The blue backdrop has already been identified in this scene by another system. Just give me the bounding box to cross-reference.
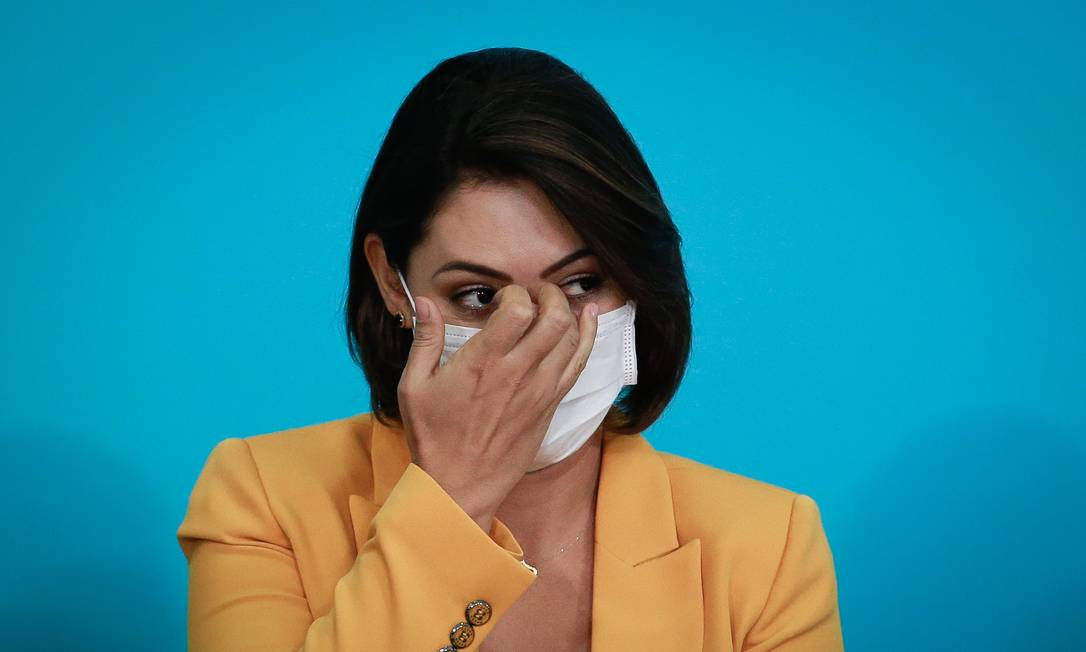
[2,1,1083,650]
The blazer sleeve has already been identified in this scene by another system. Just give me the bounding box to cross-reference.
[176,437,538,651]
[742,494,845,651]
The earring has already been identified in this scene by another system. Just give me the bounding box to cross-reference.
[396,312,405,328]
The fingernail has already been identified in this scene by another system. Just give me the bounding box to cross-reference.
[417,297,430,322]
[588,303,598,318]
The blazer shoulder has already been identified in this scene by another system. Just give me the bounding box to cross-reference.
[235,411,380,502]
[659,449,800,509]
[242,410,376,454]
[656,449,811,555]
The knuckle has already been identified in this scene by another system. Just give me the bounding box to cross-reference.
[397,380,416,402]
[411,329,435,346]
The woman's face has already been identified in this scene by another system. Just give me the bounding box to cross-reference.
[366,177,627,328]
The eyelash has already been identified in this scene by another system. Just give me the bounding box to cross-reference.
[451,274,604,313]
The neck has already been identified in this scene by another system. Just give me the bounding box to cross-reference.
[494,428,604,547]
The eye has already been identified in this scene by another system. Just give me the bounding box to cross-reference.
[563,274,603,298]
[452,286,497,312]
[450,274,603,314]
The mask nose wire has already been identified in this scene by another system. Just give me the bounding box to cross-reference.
[394,267,418,331]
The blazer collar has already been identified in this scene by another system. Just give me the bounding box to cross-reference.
[352,415,704,651]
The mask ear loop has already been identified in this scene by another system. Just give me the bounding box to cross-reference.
[624,299,638,385]
[394,267,418,331]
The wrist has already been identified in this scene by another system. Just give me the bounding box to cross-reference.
[419,464,501,531]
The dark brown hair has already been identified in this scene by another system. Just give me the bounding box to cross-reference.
[345,47,692,434]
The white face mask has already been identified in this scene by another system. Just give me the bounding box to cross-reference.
[395,267,637,471]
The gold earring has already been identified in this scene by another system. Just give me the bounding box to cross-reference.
[396,312,405,328]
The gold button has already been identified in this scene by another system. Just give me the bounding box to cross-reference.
[437,647,457,652]
[465,599,492,626]
[449,621,475,648]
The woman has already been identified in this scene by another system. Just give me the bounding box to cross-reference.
[177,47,844,651]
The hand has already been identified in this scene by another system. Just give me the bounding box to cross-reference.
[397,283,600,533]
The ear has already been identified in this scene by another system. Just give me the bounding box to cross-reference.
[362,233,412,319]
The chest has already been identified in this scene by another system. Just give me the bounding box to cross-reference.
[479,544,595,651]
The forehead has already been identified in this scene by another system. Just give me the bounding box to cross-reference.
[415,178,587,274]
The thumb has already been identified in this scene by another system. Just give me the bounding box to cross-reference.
[402,295,444,382]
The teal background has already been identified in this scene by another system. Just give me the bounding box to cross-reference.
[2,1,1083,650]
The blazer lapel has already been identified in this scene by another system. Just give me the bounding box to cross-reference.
[347,417,704,650]
[591,430,704,650]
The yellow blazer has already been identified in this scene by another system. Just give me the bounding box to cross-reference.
[177,412,844,651]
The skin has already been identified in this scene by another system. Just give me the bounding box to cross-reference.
[363,177,628,650]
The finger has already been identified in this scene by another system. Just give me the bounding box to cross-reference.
[460,284,536,358]
[554,301,599,394]
[401,295,445,387]
[508,283,575,369]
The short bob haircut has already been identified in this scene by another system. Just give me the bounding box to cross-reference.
[345,47,692,435]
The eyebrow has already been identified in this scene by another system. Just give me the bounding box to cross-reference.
[431,247,594,282]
